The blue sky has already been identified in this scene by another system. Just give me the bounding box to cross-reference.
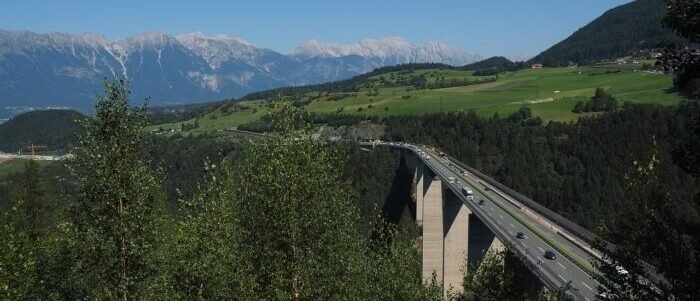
[0,0,632,58]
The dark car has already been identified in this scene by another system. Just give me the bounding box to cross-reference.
[516,232,525,239]
[478,199,485,205]
[544,250,557,260]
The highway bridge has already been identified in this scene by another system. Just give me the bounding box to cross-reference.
[361,141,604,301]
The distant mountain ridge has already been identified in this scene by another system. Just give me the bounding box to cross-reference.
[530,0,691,66]
[0,30,479,111]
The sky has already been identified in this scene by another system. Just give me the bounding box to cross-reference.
[0,0,633,58]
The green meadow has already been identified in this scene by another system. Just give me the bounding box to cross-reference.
[150,66,684,134]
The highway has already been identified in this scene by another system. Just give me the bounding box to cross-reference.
[368,142,602,301]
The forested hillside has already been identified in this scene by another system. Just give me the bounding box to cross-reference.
[383,102,700,232]
[531,0,690,66]
[0,110,82,153]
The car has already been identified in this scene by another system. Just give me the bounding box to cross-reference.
[433,175,439,181]
[516,232,525,239]
[544,250,557,260]
[478,199,485,205]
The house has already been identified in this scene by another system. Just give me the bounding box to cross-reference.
[531,63,543,69]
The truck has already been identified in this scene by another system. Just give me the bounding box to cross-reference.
[462,186,474,200]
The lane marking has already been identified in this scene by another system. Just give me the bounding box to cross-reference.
[509,223,515,228]
[557,262,566,270]
[537,246,545,252]
[487,212,492,216]
[499,214,504,219]
[585,297,591,301]
[582,282,593,291]
[507,230,513,235]
[490,207,494,211]
[557,274,566,282]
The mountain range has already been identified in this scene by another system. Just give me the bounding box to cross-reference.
[0,30,479,111]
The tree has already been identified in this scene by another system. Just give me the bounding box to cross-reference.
[14,160,51,241]
[231,102,370,299]
[231,101,439,299]
[595,138,700,300]
[66,79,165,299]
[164,161,254,299]
[663,0,700,43]
[659,0,700,97]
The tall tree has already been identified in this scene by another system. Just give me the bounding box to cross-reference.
[67,79,165,299]
[164,160,254,299]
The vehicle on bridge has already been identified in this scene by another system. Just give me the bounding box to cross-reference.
[461,186,474,200]
[544,250,557,260]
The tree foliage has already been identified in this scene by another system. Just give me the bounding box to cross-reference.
[66,79,166,299]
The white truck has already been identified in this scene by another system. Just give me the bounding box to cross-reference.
[462,186,474,200]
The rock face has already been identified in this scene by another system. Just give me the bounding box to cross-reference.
[0,30,479,110]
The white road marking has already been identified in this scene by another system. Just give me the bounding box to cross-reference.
[585,297,591,301]
[582,282,593,291]
[497,221,502,225]
[487,212,491,216]
[537,246,545,252]
[507,230,513,235]
[499,214,504,219]
[557,262,566,270]
[557,274,566,282]
[509,223,515,228]
[490,207,494,211]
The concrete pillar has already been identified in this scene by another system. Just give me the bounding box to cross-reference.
[467,214,505,274]
[415,163,424,226]
[422,174,444,284]
[487,236,505,255]
[404,152,424,225]
[443,188,470,294]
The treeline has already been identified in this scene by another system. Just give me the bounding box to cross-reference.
[148,100,227,125]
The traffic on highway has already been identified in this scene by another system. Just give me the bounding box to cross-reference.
[369,141,603,301]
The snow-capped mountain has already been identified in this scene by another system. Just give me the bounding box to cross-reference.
[291,37,480,66]
[0,29,480,111]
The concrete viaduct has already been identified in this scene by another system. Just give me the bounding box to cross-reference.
[362,141,604,301]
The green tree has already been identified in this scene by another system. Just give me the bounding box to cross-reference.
[0,196,40,299]
[164,160,254,299]
[66,79,165,299]
[231,102,369,299]
[15,160,53,240]
[663,0,700,42]
[595,138,700,300]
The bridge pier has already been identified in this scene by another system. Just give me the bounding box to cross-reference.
[422,171,444,284]
[443,188,470,294]
[406,151,504,296]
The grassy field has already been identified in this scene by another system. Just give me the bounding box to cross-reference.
[150,65,685,134]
